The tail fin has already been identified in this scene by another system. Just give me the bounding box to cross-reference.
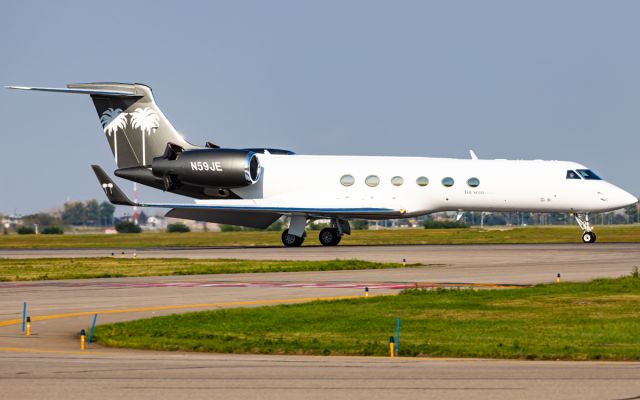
[8,82,195,168]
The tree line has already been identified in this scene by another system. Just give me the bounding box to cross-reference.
[61,200,116,226]
[19,200,117,228]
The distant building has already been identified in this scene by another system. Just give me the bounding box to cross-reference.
[143,216,167,231]
[2,214,23,228]
[119,214,136,224]
[165,217,220,232]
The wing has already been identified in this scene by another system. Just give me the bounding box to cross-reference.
[92,165,406,222]
[165,208,281,229]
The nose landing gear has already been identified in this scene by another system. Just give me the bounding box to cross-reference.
[581,231,597,244]
[575,213,597,243]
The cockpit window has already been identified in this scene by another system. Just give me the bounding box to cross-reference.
[566,170,581,179]
[576,169,602,180]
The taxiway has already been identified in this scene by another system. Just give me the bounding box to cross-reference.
[1,243,639,399]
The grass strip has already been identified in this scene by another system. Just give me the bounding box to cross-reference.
[0,258,418,281]
[95,276,640,360]
[0,226,639,249]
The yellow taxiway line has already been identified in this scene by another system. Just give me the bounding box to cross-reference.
[0,347,104,355]
[0,295,364,328]
[0,282,517,328]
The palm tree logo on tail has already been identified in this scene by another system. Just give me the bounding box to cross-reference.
[100,108,127,164]
[131,107,160,166]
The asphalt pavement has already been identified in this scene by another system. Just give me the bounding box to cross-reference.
[1,243,639,399]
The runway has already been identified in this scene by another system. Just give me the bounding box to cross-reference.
[3,351,640,400]
[1,243,639,399]
[2,243,639,284]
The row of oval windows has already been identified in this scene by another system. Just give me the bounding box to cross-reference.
[340,175,480,188]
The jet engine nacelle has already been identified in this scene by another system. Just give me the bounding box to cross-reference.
[151,148,261,190]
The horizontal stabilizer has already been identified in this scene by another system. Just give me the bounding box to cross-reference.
[91,165,135,206]
[7,82,198,169]
[6,85,142,97]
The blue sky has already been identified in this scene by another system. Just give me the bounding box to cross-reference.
[1,0,639,215]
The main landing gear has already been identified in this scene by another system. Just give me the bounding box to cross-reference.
[281,217,351,247]
[319,219,350,247]
[575,213,597,243]
[319,227,341,246]
[281,215,307,247]
[281,229,305,247]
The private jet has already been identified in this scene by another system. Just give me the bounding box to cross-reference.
[8,83,637,246]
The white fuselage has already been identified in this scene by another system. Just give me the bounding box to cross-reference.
[222,155,637,217]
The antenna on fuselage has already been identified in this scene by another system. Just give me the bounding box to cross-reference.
[469,150,479,160]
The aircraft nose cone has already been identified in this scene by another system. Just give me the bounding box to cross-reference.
[615,188,638,208]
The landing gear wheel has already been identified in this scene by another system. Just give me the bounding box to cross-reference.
[282,229,304,247]
[319,228,341,246]
[582,232,597,244]
[575,214,596,244]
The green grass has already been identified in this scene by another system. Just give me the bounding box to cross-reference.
[94,276,640,360]
[0,258,416,281]
[1,225,639,248]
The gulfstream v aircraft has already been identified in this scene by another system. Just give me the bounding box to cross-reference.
[8,83,637,246]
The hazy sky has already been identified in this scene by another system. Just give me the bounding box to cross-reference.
[1,0,639,215]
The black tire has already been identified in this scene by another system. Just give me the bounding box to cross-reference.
[332,234,342,246]
[319,228,335,246]
[319,228,341,246]
[282,229,304,247]
[582,232,596,244]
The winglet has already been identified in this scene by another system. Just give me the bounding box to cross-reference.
[91,165,135,206]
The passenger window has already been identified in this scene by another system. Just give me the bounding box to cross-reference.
[340,174,355,186]
[391,176,404,186]
[365,175,380,187]
[576,169,602,180]
[416,176,429,187]
[467,177,480,187]
[566,170,581,180]
[442,177,454,187]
